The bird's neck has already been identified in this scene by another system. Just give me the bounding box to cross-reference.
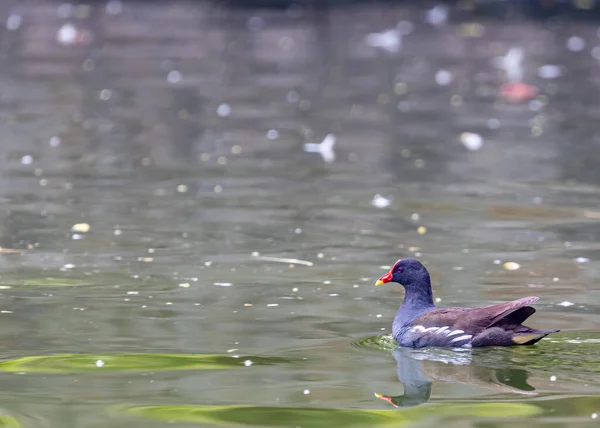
[397,278,435,324]
[393,277,436,337]
[401,284,435,310]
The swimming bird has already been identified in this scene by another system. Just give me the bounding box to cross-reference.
[376,258,559,348]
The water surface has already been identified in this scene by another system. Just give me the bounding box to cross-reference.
[0,1,599,427]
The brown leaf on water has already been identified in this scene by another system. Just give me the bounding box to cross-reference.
[486,205,576,220]
[0,248,23,254]
[583,210,600,219]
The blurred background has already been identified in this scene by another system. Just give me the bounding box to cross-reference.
[0,0,600,427]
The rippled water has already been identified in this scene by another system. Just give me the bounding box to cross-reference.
[0,1,600,427]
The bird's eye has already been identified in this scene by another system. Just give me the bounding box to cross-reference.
[397,267,403,273]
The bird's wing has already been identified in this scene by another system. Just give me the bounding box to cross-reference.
[403,297,540,348]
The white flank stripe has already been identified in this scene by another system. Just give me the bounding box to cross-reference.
[436,326,450,334]
[450,334,472,343]
[447,330,465,337]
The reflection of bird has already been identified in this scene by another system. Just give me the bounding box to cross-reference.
[376,259,559,348]
[375,347,536,408]
[303,134,336,163]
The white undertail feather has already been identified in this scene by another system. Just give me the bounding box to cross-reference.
[450,334,473,343]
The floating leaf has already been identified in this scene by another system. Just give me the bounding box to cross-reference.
[0,415,20,428]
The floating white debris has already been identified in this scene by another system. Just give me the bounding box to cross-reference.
[538,65,562,79]
[217,103,231,118]
[246,16,264,32]
[214,282,232,287]
[376,314,382,318]
[365,28,401,53]
[371,194,391,208]
[50,136,61,147]
[425,5,448,26]
[179,283,190,288]
[267,303,279,307]
[435,69,452,86]
[487,118,500,129]
[460,132,483,151]
[558,301,574,307]
[286,90,300,103]
[72,223,90,233]
[244,360,253,367]
[303,134,336,163]
[1,311,13,314]
[492,47,523,82]
[592,413,598,420]
[21,155,33,165]
[567,36,585,52]
[549,375,557,381]
[127,291,139,295]
[266,129,279,140]
[255,256,313,267]
[575,257,590,263]
[62,263,75,270]
[167,70,182,84]
[417,226,427,235]
[6,15,22,31]
[303,389,311,395]
[96,360,105,367]
[106,0,123,15]
[503,262,520,271]
[57,23,79,45]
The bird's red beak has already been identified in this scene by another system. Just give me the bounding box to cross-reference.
[375,270,392,286]
[374,392,398,407]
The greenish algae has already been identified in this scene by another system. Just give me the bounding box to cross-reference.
[0,353,291,373]
[123,402,540,427]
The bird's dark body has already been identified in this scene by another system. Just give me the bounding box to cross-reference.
[377,259,559,348]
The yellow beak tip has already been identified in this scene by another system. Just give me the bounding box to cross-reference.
[374,392,383,398]
[375,280,385,286]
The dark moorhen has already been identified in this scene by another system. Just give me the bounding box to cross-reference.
[376,258,559,348]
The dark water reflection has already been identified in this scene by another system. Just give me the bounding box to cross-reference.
[0,0,599,427]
